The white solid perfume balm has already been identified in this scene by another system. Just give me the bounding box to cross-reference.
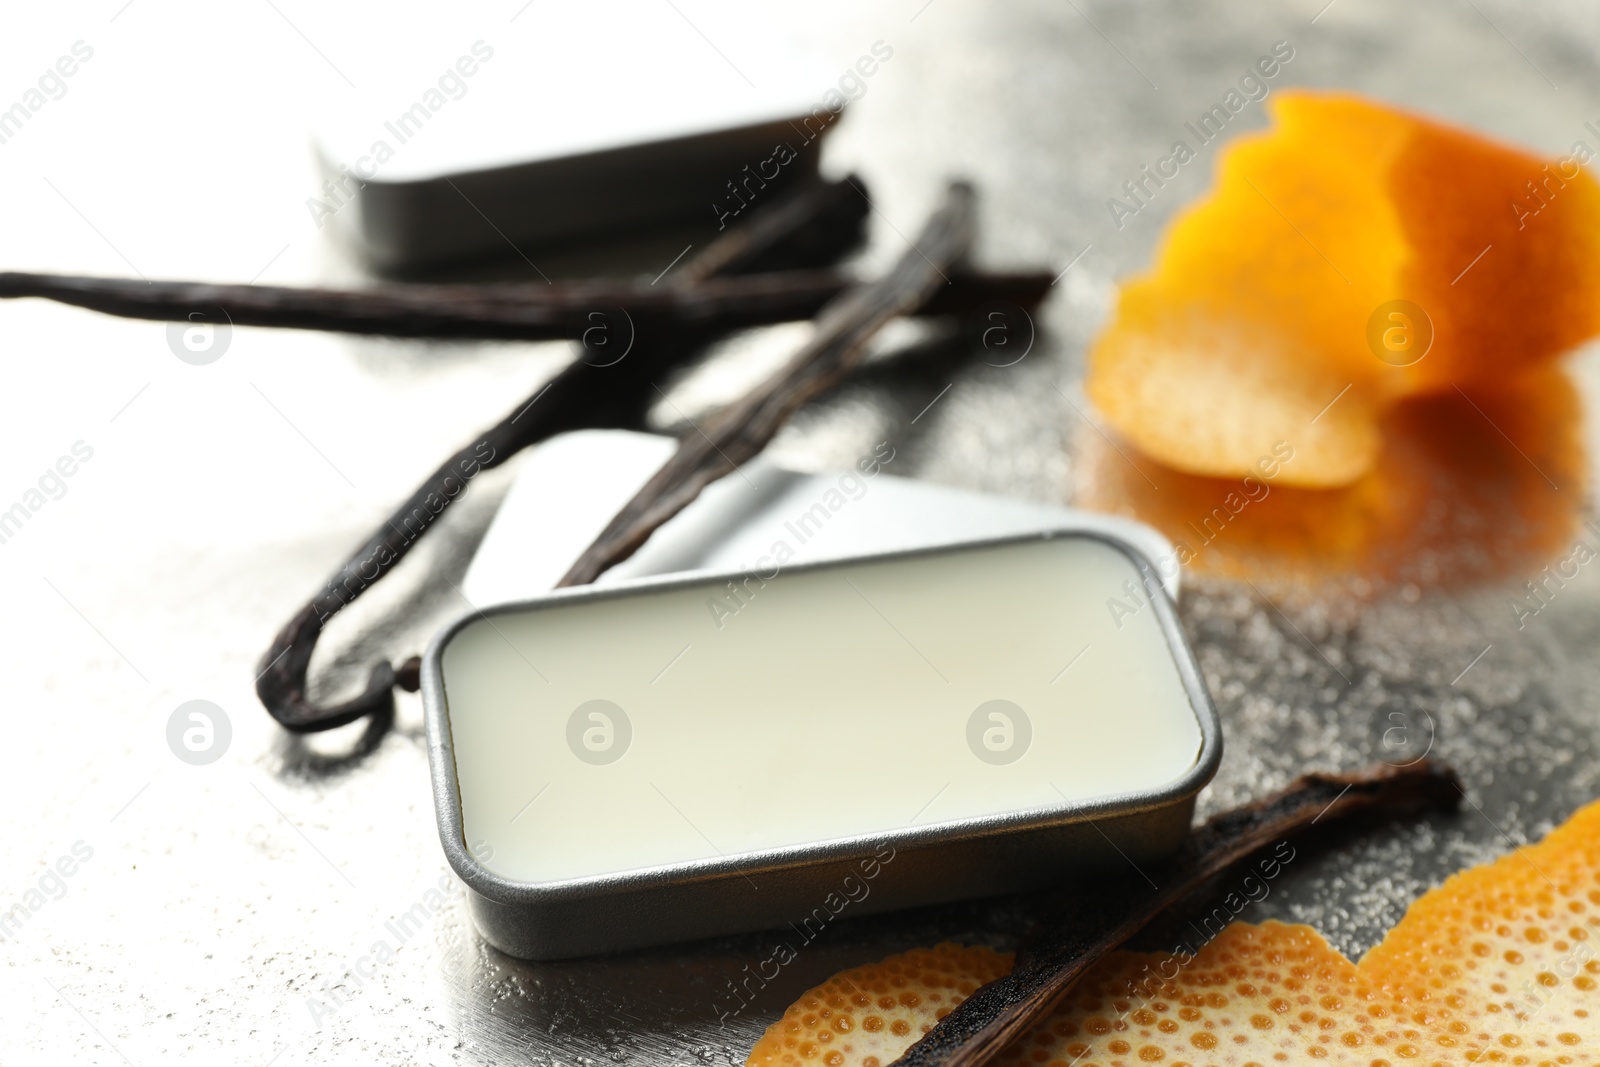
[439,536,1204,886]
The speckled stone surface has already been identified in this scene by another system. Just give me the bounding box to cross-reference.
[4,1,1600,1064]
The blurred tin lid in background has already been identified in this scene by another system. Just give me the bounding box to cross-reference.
[309,1,842,273]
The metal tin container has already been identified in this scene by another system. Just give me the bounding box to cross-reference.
[423,529,1221,960]
[318,116,825,274]
[308,6,843,273]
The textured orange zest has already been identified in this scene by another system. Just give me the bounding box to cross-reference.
[750,797,1600,1066]
[1084,90,1600,489]
[747,944,1014,1067]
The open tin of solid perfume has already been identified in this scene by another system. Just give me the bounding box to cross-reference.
[422,527,1220,960]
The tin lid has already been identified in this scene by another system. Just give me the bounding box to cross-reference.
[311,2,834,184]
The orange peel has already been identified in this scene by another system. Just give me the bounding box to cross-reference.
[1085,90,1600,488]
[749,796,1600,1066]
[747,944,1014,1067]
[1077,364,1583,592]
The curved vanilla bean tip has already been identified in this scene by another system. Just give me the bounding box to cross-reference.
[250,177,870,733]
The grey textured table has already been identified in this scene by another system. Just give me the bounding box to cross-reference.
[4,1,1600,1063]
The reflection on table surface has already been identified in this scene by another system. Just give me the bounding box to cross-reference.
[4,1,1600,1063]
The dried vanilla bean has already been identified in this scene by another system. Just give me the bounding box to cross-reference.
[254,178,1052,732]
[0,266,1047,341]
[253,178,872,731]
[0,172,1041,343]
[887,760,1463,1067]
[0,268,940,341]
[558,180,978,587]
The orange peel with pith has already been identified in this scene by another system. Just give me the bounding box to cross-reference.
[747,944,1015,1067]
[1077,362,1583,592]
[748,796,1600,1066]
[1085,91,1600,489]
